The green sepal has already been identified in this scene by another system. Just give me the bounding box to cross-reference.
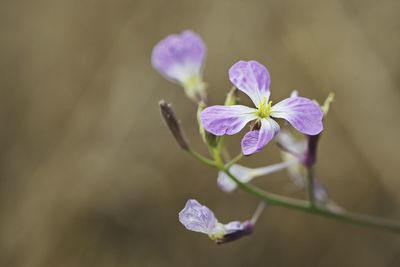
[224,87,239,106]
[197,102,219,148]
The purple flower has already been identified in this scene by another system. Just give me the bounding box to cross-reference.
[152,30,206,101]
[179,199,253,243]
[200,60,323,155]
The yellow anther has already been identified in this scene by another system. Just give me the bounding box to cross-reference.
[257,98,272,118]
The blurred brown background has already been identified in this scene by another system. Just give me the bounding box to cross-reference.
[1,0,400,266]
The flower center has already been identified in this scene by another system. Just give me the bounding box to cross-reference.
[184,75,202,90]
[257,98,272,118]
[183,75,206,101]
[208,223,226,241]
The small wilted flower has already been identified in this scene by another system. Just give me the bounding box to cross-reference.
[152,30,207,102]
[179,199,253,244]
[200,60,323,155]
[217,161,296,192]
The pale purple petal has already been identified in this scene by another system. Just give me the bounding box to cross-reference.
[200,105,257,136]
[217,164,254,192]
[224,221,245,234]
[152,30,206,84]
[271,97,323,135]
[275,130,307,157]
[178,199,217,235]
[229,61,271,107]
[283,153,306,188]
[314,179,329,204]
[241,118,280,155]
[251,160,297,177]
[216,221,253,244]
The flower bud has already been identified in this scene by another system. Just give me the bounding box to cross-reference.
[321,92,334,116]
[159,100,189,150]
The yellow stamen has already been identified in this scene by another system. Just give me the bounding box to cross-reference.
[257,98,272,118]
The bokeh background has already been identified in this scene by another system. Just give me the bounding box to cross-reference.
[1,0,400,266]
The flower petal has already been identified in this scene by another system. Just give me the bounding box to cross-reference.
[271,97,323,135]
[224,221,245,234]
[229,60,271,107]
[314,179,329,204]
[178,199,217,235]
[152,30,206,84]
[216,221,253,244]
[275,129,307,158]
[217,164,254,192]
[200,105,257,136]
[241,118,280,155]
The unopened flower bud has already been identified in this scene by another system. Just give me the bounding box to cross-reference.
[321,92,334,116]
[159,100,189,150]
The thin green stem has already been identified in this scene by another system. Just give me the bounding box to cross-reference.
[225,153,243,168]
[187,148,216,167]
[223,166,400,233]
[307,167,316,207]
[251,202,267,224]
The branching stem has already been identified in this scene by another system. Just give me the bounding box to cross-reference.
[212,150,400,234]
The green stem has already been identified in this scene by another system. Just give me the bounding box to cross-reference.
[307,167,316,207]
[225,153,243,168]
[211,150,400,234]
[187,148,216,167]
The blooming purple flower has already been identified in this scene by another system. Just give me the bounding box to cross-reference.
[152,30,206,101]
[200,60,323,155]
[179,199,253,243]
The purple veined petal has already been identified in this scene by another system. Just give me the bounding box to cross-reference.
[229,60,271,107]
[200,105,257,136]
[178,199,217,235]
[241,118,280,155]
[270,96,323,136]
[151,30,206,84]
[217,164,254,192]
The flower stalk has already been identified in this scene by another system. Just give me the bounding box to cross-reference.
[208,148,400,233]
[171,105,400,234]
